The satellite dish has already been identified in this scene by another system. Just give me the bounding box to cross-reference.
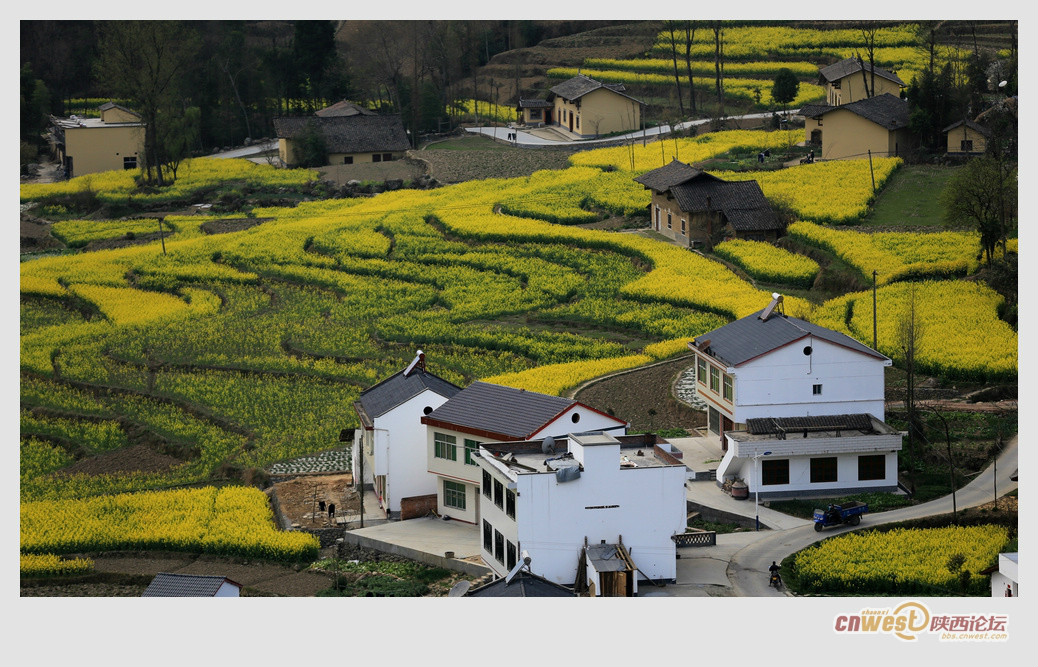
[448,580,472,597]
[998,80,1008,88]
[541,436,556,455]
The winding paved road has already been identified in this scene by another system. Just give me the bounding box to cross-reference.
[729,435,1018,596]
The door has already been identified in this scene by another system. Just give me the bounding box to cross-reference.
[569,111,574,133]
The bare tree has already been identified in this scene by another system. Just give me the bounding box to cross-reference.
[897,283,925,492]
[858,22,879,99]
[664,21,685,118]
[684,21,698,116]
[713,22,725,114]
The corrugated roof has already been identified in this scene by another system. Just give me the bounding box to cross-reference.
[424,381,579,440]
[357,367,462,422]
[693,309,888,367]
[813,93,909,130]
[142,573,241,597]
[273,115,411,154]
[466,569,576,597]
[518,98,552,109]
[747,414,875,435]
[818,57,905,87]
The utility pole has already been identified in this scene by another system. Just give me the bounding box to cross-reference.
[867,149,876,193]
[872,270,878,350]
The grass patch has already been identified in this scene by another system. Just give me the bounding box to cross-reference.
[769,491,914,520]
[310,558,456,597]
[863,164,962,227]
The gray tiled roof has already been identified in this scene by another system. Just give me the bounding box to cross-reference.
[548,74,642,104]
[799,103,834,119]
[273,115,411,154]
[424,382,579,440]
[818,57,905,87]
[97,102,140,117]
[942,118,991,137]
[466,569,576,597]
[813,93,909,130]
[672,177,781,232]
[357,367,462,423]
[693,309,888,367]
[142,573,241,597]
[633,159,714,192]
[315,100,376,117]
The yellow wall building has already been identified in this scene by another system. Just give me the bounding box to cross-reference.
[545,74,643,138]
[818,57,904,106]
[943,119,990,155]
[803,94,912,161]
[50,102,144,178]
[273,112,410,167]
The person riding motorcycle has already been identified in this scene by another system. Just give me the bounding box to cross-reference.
[768,561,781,587]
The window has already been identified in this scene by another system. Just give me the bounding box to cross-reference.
[506,489,516,519]
[681,219,686,235]
[811,457,838,483]
[529,108,542,120]
[483,470,492,498]
[761,459,789,486]
[443,480,466,510]
[464,439,480,466]
[571,413,580,424]
[697,356,707,386]
[723,373,733,402]
[655,206,661,229]
[813,384,823,395]
[858,455,886,481]
[576,116,580,129]
[483,520,492,550]
[382,153,393,161]
[494,480,504,509]
[506,541,517,570]
[123,156,137,170]
[710,366,720,393]
[343,156,353,164]
[961,140,973,152]
[667,213,672,229]
[372,153,382,163]
[434,432,457,461]
[494,530,504,564]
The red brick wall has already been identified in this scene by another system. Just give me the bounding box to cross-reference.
[400,494,438,520]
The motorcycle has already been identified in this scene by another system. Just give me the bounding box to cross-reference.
[769,571,782,588]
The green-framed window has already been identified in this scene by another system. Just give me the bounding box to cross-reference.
[434,432,457,461]
[464,439,481,466]
[443,480,466,510]
[710,366,720,393]
[697,356,707,385]
[723,373,733,402]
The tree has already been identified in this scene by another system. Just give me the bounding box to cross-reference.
[857,22,879,99]
[20,63,50,149]
[158,106,200,181]
[295,120,327,168]
[664,21,685,118]
[95,21,199,186]
[683,21,699,116]
[771,68,799,114]
[906,64,959,152]
[897,283,924,494]
[941,156,1017,263]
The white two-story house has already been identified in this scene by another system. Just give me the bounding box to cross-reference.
[420,381,629,525]
[689,295,903,498]
[477,432,686,594]
[353,351,461,518]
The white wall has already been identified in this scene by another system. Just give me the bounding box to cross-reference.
[528,404,627,440]
[214,582,241,597]
[512,448,686,586]
[724,449,899,496]
[734,337,888,422]
[373,390,454,512]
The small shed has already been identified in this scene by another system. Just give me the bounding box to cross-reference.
[516,99,552,126]
[943,119,990,156]
[142,572,243,597]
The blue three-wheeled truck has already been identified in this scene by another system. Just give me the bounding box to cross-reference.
[813,502,868,531]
